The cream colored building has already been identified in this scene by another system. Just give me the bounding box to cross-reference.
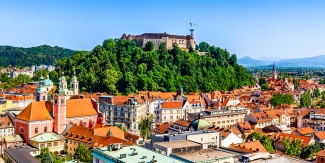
[188,109,247,128]
[29,132,65,154]
[121,32,195,50]
[157,100,204,123]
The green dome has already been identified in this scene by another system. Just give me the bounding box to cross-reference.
[189,113,211,131]
[43,75,54,86]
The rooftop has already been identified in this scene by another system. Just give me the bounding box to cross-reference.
[171,148,236,163]
[4,148,40,163]
[30,132,63,143]
[155,141,201,149]
[92,145,185,163]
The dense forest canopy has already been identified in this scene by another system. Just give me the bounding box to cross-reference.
[56,39,255,95]
[0,45,74,67]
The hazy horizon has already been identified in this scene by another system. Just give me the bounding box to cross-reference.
[1,1,325,58]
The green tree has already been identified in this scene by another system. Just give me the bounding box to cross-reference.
[300,143,322,159]
[143,41,154,51]
[282,138,302,157]
[260,136,274,152]
[313,88,320,98]
[74,144,92,163]
[139,114,154,140]
[259,78,267,86]
[270,94,294,107]
[247,132,262,141]
[43,151,54,163]
[300,91,312,107]
[261,84,268,90]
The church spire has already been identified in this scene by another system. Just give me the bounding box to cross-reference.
[272,62,277,79]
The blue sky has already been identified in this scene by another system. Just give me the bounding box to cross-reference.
[1,1,325,59]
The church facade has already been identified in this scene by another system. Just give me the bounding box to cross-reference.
[121,32,195,50]
[15,72,98,142]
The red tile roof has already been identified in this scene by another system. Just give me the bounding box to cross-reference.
[315,131,325,140]
[229,140,267,152]
[161,102,183,109]
[296,127,314,135]
[274,133,312,147]
[66,99,97,118]
[16,101,53,121]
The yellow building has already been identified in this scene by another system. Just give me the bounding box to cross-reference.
[0,100,19,114]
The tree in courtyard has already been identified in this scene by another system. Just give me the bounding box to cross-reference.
[74,144,92,163]
[43,151,54,163]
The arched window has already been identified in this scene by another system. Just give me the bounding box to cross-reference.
[76,84,78,88]
[20,127,24,133]
[35,127,38,134]
[61,99,64,105]
[44,127,47,132]
[170,116,173,120]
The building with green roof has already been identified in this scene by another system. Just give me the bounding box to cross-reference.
[29,132,65,154]
[92,145,186,163]
[188,113,211,131]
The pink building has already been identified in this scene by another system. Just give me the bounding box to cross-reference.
[15,73,98,143]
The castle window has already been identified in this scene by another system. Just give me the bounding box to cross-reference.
[35,127,38,134]
[55,99,57,104]
[44,127,47,132]
[61,99,64,104]
[20,127,24,133]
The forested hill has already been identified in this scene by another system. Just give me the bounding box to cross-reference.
[0,45,74,67]
[56,39,255,95]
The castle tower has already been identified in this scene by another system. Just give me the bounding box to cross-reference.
[271,62,277,79]
[53,74,67,134]
[190,29,195,39]
[70,70,79,95]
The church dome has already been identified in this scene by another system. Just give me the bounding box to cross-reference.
[43,75,54,86]
[188,113,211,131]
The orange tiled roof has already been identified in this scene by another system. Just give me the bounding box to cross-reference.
[252,112,272,123]
[237,121,252,133]
[173,119,191,127]
[155,122,172,134]
[66,98,97,118]
[314,149,325,157]
[161,102,183,109]
[0,116,13,127]
[315,131,325,140]
[297,127,314,135]
[16,101,53,121]
[229,140,267,152]
[124,132,140,144]
[274,132,312,147]
[89,135,134,148]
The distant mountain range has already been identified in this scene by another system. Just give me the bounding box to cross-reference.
[238,54,325,67]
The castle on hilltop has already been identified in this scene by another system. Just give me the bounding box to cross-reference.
[121,29,196,50]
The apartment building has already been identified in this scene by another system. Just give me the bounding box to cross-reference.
[156,100,204,123]
[188,109,247,128]
[0,116,14,138]
[98,95,151,130]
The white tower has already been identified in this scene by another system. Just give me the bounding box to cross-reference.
[70,70,79,95]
